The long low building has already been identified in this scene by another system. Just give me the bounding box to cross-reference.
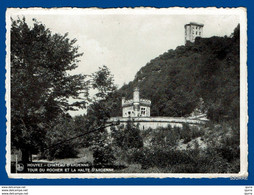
[106,116,208,131]
[107,87,208,131]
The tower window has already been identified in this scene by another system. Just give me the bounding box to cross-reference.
[141,108,146,116]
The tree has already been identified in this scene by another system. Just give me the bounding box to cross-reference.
[85,65,117,128]
[43,66,117,161]
[85,66,116,164]
[11,17,88,164]
[196,25,240,122]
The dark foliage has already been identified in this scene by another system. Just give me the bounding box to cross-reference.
[93,145,116,165]
[142,124,204,147]
[11,18,87,163]
[180,124,204,144]
[110,25,240,123]
[42,115,79,160]
[117,121,239,173]
[111,120,143,150]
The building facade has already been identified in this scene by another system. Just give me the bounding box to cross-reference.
[106,87,208,131]
[122,87,151,117]
[107,116,206,131]
[185,22,204,43]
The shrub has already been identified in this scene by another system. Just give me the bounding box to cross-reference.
[93,144,116,165]
[180,124,204,144]
[43,116,79,160]
[112,120,143,150]
[125,142,238,173]
[126,147,197,171]
[112,120,239,173]
[47,144,79,160]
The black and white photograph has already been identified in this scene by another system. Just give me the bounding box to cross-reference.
[6,8,247,178]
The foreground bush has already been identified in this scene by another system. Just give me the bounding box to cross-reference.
[121,119,240,173]
[93,144,116,165]
[42,116,79,160]
[111,120,143,150]
[124,146,239,173]
[142,124,205,148]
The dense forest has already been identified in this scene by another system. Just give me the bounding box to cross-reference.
[110,24,240,123]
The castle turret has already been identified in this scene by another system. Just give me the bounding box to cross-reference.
[133,87,140,103]
[133,87,140,117]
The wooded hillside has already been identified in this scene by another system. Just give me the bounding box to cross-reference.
[111,25,240,122]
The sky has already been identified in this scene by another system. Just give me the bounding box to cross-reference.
[8,8,242,115]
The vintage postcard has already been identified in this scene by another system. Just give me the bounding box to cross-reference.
[5,7,248,178]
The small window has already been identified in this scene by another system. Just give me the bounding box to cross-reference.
[141,108,146,116]
[199,32,201,35]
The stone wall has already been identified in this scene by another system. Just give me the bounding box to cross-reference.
[106,116,207,131]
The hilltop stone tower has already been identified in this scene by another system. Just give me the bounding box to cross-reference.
[185,22,204,43]
[122,87,151,118]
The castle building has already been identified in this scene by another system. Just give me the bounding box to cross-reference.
[107,87,207,131]
[185,22,204,43]
[122,87,151,117]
